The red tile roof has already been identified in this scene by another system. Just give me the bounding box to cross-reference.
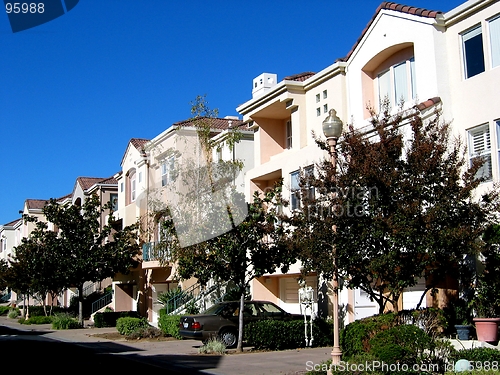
[56,193,72,202]
[2,218,21,227]
[173,117,244,130]
[340,2,443,62]
[26,199,48,210]
[99,176,118,185]
[415,96,441,111]
[283,72,316,82]
[130,138,149,151]
[77,177,107,191]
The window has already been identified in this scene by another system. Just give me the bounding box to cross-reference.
[304,166,315,201]
[286,120,292,149]
[130,172,136,202]
[468,124,492,181]
[120,182,124,193]
[110,194,118,212]
[377,57,416,109]
[138,172,142,183]
[490,16,500,68]
[316,108,321,117]
[316,93,320,103]
[290,170,300,210]
[323,90,328,99]
[323,104,328,113]
[497,120,500,177]
[161,156,176,187]
[290,167,315,210]
[462,25,485,78]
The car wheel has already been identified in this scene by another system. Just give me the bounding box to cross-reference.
[219,329,237,348]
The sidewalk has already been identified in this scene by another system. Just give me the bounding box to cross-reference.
[0,316,331,375]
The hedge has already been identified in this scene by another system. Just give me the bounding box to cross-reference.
[93,311,140,328]
[116,317,150,335]
[19,315,54,325]
[245,318,333,350]
[158,309,182,339]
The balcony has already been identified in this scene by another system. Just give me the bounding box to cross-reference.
[142,242,172,267]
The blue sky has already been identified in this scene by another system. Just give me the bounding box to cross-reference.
[0,0,464,225]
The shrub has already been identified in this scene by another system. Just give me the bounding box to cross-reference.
[126,326,164,340]
[52,313,81,329]
[116,317,150,336]
[340,313,399,359]
[449,347,500,363]
[158,310,182,339]
[93,311,140,328]
[157,289,191,314]
[245,318,333,350]
[8,309,19,319]
[0,306,11,316]
[198,337,226,354]
[20,315,54,325]
[24,305,67,317]
[369,325,432,372]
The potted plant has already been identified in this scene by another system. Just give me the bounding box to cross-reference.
[471,227,500,343]
[453,299,473,340]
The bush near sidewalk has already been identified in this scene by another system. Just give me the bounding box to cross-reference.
[93,311,141,328]
[116,317,150,336]
[245,318,333,350]
[18,315,54,325]
[158,309,182,339]
[51,313,81,329]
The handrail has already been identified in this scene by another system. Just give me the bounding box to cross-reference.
[142,242,171,262]
[91,292,113,314]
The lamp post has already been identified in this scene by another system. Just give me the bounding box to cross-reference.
[322,109,343,366]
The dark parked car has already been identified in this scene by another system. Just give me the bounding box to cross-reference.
[179,300,303,347]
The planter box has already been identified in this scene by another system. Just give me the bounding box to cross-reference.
[473,318,500,344]
[455,325,472,340]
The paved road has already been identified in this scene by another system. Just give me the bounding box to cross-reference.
[0,317,331,374]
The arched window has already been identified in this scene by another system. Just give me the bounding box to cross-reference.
[361,44,416,117]
[127,169,136,205]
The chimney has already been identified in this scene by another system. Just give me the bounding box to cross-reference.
[252,73,278,99]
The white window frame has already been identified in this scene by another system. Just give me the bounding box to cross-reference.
[286,120,292,149]
[377,57,416,110]
[161,156,176,187]
[290,170,300,210]
[130,173,136,202]
[468,124,492,181]
[110,193,118,212]
[462,25,485,79]
[489,15,500,69]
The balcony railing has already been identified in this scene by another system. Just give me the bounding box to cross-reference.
[142,242,171,262]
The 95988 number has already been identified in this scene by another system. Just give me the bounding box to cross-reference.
[5,3,45,14]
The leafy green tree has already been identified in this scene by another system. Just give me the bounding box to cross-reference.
[0,259,8,291]
[152,96,293,351]
[7,218,66,315]
[288,106,499,314]
[26,194,141,325]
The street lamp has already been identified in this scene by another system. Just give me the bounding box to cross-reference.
[322,108,343,366]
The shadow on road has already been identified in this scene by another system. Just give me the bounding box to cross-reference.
[0,324,223,374]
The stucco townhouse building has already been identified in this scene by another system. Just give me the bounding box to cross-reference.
[236,0,500,324]
[113,116,254,325]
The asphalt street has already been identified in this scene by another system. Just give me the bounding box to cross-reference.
[0,318,331,374]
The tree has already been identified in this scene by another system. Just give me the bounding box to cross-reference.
[34,194,140,325]
[166,186,292,351]
[288,105,499,314]
[0,259,8,293]
[7,217,66,315]
[152,96,293,351]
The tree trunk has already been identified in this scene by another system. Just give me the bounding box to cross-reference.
[78,284,84,327]
[236,292,244,352]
